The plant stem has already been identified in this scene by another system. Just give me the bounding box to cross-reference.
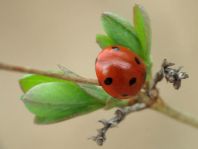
[0,62,98,85]
[0,61,198,129]
[152,98,198,128]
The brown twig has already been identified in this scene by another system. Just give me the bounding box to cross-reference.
[0,62,98,85]
[150,59,189,90]
[90,102,147,145]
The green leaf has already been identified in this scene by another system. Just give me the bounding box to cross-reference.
[96,34,116,49]
[134,4,151,57]
[78,83,111,102]
[19,72,127,106]
[19,66,112,102]
[22,82,105,124]
[78,83,128,108]
[133,4,152,80]
[101,12,143,59]
[19,67,129,124]
[19,66,83,93]
[19,73,65,93]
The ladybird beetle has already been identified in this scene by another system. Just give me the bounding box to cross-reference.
[95,46,146,99]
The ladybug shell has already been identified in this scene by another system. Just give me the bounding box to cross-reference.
[95,46,146,99]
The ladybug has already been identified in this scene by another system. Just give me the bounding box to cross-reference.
[95,46,146,99]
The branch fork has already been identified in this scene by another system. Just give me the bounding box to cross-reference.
[90,59,189,146]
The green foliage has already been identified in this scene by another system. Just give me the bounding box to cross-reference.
[97,4,152,79]
[133,4,152,79]
[19,4,152,124]
[19,73,65,93]
[22,82,105,124]
[19,68,127,124]
[101,12,143,58]
[133,4,151,59]
[96,34,116,49]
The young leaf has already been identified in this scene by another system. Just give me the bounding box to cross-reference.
[19,67,112,102]
[134,4,151,56]
[101,12,143,59]
[78,83,128,107]
[57,64,84,79]
[133,4,152,79]
[78,83,111,102]
[19,67,83,93]
[19,67,129,124]
[22,82,105,124]
[19,73,65,93]
[96,34,116,49]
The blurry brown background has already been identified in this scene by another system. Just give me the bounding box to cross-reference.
[0,0,198,149]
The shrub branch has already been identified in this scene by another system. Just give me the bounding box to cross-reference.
[0,62,98,85]
[0,60,196,146]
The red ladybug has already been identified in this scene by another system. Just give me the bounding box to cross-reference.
[95,46,146,99]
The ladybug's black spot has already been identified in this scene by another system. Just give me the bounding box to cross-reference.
[134,57,141,64]
[129,77,137,86]
[122,94,128,97]
[104,77,113,85]
[112,46,120,51]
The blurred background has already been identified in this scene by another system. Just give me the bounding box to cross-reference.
[0,0,198,149]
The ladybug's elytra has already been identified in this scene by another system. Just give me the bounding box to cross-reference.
[95,46,146,99]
